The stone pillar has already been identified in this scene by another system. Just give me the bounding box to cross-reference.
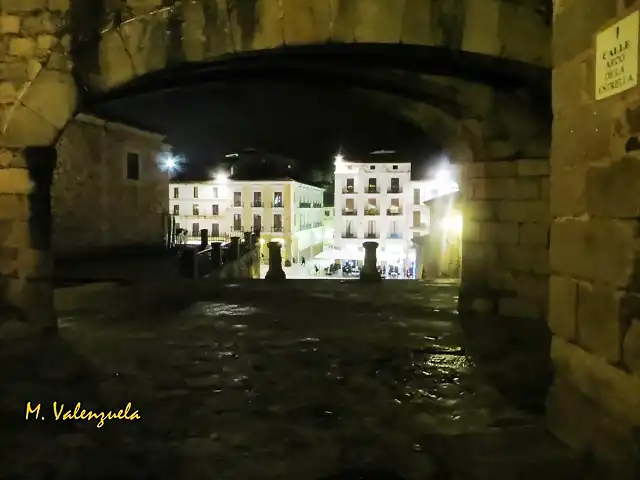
[0,148,57,337]
[209,242,222,269]
[243,231,251,246]
[200,229,208,250]
[359,241,381,281]
[265,241,286,281]
[229,237,241,261]
[547,2,640,472]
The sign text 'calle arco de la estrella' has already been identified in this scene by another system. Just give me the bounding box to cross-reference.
[595,10,639,100]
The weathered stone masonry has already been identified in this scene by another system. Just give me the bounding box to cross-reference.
[53,114,169,257]
[460,158,550,320]
[547,0,640,471]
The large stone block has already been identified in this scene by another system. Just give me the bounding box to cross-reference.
[550,336,640,426]
[516,159,550,176]
[587,156,640,218]
[550,219,636,286]
[552,0,616,66]
[552,55,587,115]
[577,283,623,363]
[485,221,518,244]
[497,200,549,222]
[506,177,540,200]
[551,104,614,170]
[623,319,640,376]
[498,297,541,319]
[519,221,549,246]
[499,244,549,275]
[464,200,497,220]
[471,178,509,200]
[548,275,577,341]
[550,166,586,216]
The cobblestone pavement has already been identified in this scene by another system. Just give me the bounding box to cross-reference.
[0,281,585,479]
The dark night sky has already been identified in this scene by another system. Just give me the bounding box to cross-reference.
[95,82,439,179]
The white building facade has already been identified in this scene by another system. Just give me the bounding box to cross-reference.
[169,178,325,262]
[333,155,458,273]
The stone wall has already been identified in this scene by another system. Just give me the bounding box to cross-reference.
[52,114,169,257]
[549,0,640,472]
[460,159,550,317]
[458,158,552,410]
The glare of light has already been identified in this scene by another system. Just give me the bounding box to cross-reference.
[334,153,344,164]
[225,153,238,158]
[216,171,228,183]
[259,238,265,245]
[435,169,451,184]
[158,152,183,174]
[441,211,463,235]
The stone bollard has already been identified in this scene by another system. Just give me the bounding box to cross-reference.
[265,241,286,281]
[360,241,381,282]
[229,236,241,261]
[243,231,251,246]
[200,229,209,251]
[210,242,222,269]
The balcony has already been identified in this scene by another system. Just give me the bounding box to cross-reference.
[411,222,429,230]
[251,201,263,207]
[387,187,403,194]
[312,202,323,208]
[342,187,356,194]
[232,202,243,207]
[341,232,356,238]
[386,208,403,216]
[364,208,380,216]
[365,187,380,194]
[272,202,284,208]
[272,226,283,233]
[365,232,379,239]
[342,209,358,216]
[388,233,403,239]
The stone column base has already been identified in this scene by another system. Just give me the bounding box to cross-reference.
[265,268,286,281]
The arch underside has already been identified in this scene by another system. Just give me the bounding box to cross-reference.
[0,0,550,154]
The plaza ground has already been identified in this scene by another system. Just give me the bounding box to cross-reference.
[0,280,600,479]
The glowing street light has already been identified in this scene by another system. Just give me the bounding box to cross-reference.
[215,171,228,183]
[157,152,184,175]
[334,153,344,164]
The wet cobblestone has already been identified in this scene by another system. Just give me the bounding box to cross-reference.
[0,281,584,479]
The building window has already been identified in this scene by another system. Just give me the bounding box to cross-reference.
[126,152,140,180]
[413,188,421,205]
[392,165,398,170]
[212,204,219,215]
[173,187,179,198]
[367,178,377,193]
[211,223,220,237]
[389,177,400,193]
[370,165,375,170]
[233,192,242,207]
[367,220,376,236]
[212,187,218,198]
[273,214,283,232]
[253,191,262,207]
[193,187,198,198]
[413,211,421,227]
[345,178,354,193]
[233,214,242,231]
[273,192,283,207]
[193,204,199,216]
[173,205,179,215]
[191,223,200,237]
[253,214,261,231]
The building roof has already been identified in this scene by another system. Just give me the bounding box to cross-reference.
[75,112,167,143]
[341,150,413,164]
